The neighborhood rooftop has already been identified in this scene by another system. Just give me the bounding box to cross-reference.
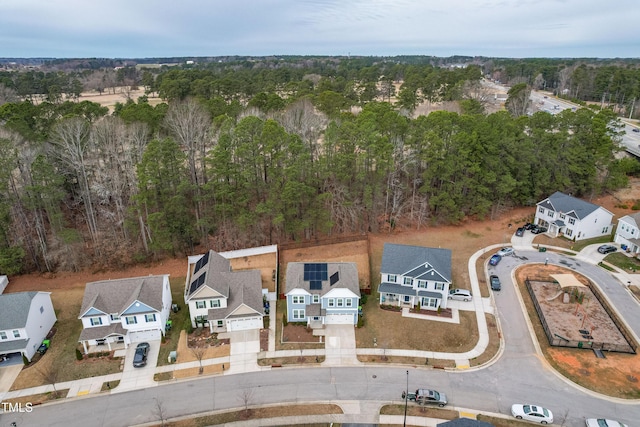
[537,191,605,220]
[0,291,40,330]
[381,243,452,282]
[79,275,167,317]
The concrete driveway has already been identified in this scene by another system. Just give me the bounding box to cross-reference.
[226,329,260,374]
[0,364,23,394]
[575,243,616,264]
[112,340,160,393]
[323,324,358,366]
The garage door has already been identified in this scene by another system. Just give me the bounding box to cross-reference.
[128,329,161,343]
[227,317,262,331]
[325,313,354,325]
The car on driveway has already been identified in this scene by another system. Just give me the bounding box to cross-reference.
[489,254,502,266]
[402,388,448,407]
[523,222,535,230]
[597,244,617,254]
[585,419,628,427]
[133,342,150,368]
[531,226,548,234]
[511,404,553,424]
[496,247,514,257]
[448,288,472,301]
[633,128,640,133]
[490,275,501,291]
[515,227,525,237]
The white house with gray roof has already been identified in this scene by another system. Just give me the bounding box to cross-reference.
[284,262,360,327]
[0,291,56,362]
[379,243,452,310]
[535,191,613,241]
[614,212,640,254]
[185,250,264,332]
[78,275,172,354]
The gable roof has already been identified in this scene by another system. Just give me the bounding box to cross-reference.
[381,243,452,283]
[0,291,40,330]
[207,269,263,320]
[79,275,167,318]
[537,191,611,220]
[618,212,640,228]
[284,262,360,296]
[186,250,231,300]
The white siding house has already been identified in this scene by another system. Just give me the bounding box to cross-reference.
[535,192,614,241]
[614,213,640,254]
[184,250,264,333]
[0,292,56,362]
[378,243,452,310]
[78,275,172,354]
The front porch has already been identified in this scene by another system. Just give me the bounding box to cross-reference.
[83,340,126,354]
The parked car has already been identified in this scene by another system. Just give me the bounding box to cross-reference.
[523,222,535,230]
[515,227,525,237]
[511,404,553,424]
[585,419,628,427]
[633,128,640,133]
[597,244,617,254]
[402,388,448,407]
[531,226,548,234]
[496,247,514,257]
[448,288,472,301]
[490,275,501,291]
[133,342,150,368]
[489,254,502,266]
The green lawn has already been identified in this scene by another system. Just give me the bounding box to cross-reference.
[603,252,640,272]
[157,277,190,366]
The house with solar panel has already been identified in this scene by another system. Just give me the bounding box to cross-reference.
[284,262,361,327]
[379,243,452,310]
[534,191,614,240]
[78,275,172,353]
[185,250,264,332]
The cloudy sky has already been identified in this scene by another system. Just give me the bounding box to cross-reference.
[1,0,638,58]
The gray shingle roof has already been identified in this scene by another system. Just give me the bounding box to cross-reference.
[78,323,127,341]
[381,243,452,283]
[79,275,166,318]
[619,212,640,228]
[284,262,360,296]
[0,338,30,353]
[538,191,607,220]
[206,270,263,321]
[187,250,231,299]
[0,292,39,330]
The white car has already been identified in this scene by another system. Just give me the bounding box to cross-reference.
[586,419,628,427]
[496,247,514,257]
[448,289,472,301]
[511,404,553,424]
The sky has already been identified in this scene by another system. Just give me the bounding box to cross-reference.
[1,0,639,59]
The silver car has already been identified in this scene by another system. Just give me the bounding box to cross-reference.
[448,289,472,301]
[585,419,628,427]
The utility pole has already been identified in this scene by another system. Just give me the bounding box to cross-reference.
[403,370,409,427]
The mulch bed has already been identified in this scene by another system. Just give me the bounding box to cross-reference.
[410,307,453,318]
[188,328,230,348]
[260,328,269,351]
[282,324,317,343]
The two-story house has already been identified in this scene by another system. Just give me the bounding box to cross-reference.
[0,291,56,362]
[284,262,361,327]
[535,191,614,241]
[78,275,172,354]
[184,250,264,333]
[378,243,452,310]
[614,212,640,254]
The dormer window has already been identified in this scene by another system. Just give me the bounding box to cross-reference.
[403,277,413,286]
[90,317,102,326]
[388,274,397,283]
[110,314,120,321]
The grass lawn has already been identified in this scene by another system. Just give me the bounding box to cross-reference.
[603,252,640,272]
[157,277,191,367]
[570,235,613,252]
[477,414,539,426]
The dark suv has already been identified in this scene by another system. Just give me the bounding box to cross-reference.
[133,342,150,368]
[490,275,501,291]
[531,225,548,234]
[597,244,617,254]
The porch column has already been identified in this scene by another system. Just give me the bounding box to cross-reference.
[107,340,112,351]
[82,341,88,355]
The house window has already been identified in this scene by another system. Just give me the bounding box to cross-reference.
[435,283,445,290]
[328,299,335,307]
[547,210,554,217]
[388,274,397,283]
[13,330,20,338]
[110,314,120,321]
[145,314,156,322]
[125,316,137,325]
[538,207,544,214]
[195,301,206,309]
[90,317,102,326]
[560,214,565,219]
[312,294,320,304]
[569,218,575,225]
[292,309,305,320]
[40,305,44,314]
[631,228,635,235]
[210,299,220,308]
[417,280,426,288]
[0,331,6,340]
[337,299,344,307]
[217,320,224,327]
[403,277,413,286]
[345,299,353,307]
[565,229,573,237]
[292,295,304,304]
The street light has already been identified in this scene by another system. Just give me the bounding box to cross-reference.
[403,370,409,427]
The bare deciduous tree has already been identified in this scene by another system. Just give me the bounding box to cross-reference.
[38,364,60,397]
[190,347,206,374]
[237,388,255,419]
[152,397,167,426]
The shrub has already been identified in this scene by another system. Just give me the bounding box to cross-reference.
[283,312,288,326]
[75,348,83,361]
[360,294,368,305]
[22,354,29,365]
[357,315,364,328]
[633,200,640,210]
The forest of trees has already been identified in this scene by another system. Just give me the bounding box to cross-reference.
[0,56,639,275]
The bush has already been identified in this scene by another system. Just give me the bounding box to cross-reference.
[22,354,29,365]
[360,294,368,305]
[633,200,640,210]
[283,312,288,326]
[75,348,83,361]
[357,315,364,328]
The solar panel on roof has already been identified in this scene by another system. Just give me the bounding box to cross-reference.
[189,272,206,295]
[310,280,322,290]
[194,252,210,274]
[304,263,328,283]
[330,272,339,286]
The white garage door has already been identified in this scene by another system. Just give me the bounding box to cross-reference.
[227,317,262,331]
[325,313,354,325]
[128,329,161,343]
